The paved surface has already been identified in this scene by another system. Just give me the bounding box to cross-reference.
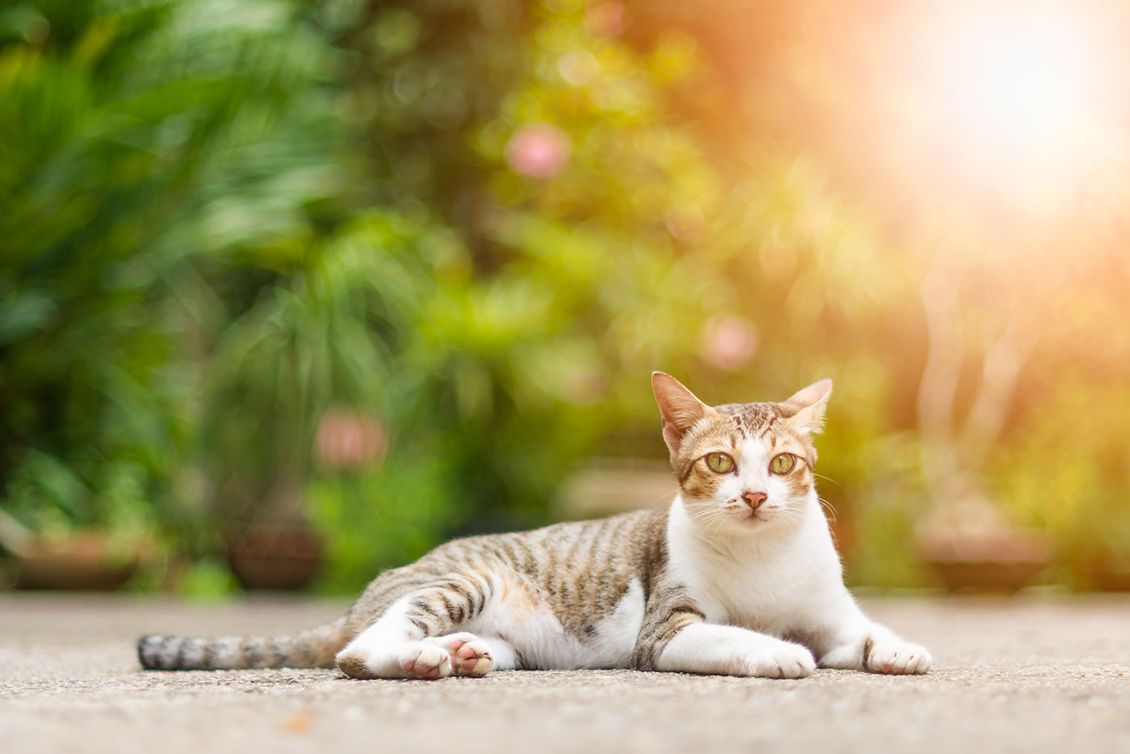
[0,593,1127,754]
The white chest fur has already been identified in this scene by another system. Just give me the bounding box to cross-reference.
[665,495,845,638]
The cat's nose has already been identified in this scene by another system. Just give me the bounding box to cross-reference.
[741,490,768,511]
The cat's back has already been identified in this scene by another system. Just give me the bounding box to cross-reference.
[431,507,668,585]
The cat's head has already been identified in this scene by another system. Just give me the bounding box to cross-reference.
[652,372,831,533]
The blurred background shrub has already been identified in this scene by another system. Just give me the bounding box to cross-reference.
[2,0,1128,594]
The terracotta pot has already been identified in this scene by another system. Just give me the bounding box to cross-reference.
[919,535,1051,594]
[226,524,324,591]
[1083,554,1130,592]
[925,558,1047,594]
[15,532,149,590]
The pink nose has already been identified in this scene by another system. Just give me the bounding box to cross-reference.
[742,491,768,511]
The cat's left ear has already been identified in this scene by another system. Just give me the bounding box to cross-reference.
[780,378,833,435]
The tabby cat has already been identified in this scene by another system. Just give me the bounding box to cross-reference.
[139,373,931,679]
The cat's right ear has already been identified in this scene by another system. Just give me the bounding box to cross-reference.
[652,372,712,454]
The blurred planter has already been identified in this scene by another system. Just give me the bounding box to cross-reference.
[15,531,151,590]
[917,485,1051,593]
[918,534,1051,594]
[557,459,676,520]
[1082,552,1130,592]
[225,524,324,591]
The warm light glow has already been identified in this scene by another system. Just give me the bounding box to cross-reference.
[952,23,1092,152]
[925,3,1114,192]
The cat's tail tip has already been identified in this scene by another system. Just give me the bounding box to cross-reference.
[136,619,349,671]
[137,634,177,670]
[139,634,224,670]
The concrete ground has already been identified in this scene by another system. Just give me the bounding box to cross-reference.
[0,593,1127,754]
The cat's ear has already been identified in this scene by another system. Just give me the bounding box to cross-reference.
[652,371,713,453]
[780,378,833,435]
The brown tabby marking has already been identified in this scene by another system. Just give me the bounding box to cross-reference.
[670,401,815,504]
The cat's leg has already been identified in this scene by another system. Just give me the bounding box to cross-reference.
[337,576,506,680]
[336,598,453,680]
[654,623,816,678]
[633,591,815,679]
[809,591,931,675]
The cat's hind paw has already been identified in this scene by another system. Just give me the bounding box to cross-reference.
[863,636,931,675]
[424,632,494,677]
[400,642,454,679]
[336,641,453,680]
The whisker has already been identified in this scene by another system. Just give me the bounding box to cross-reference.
[689,507,732,537]
[643,485,679,508]
[818,496,838,524]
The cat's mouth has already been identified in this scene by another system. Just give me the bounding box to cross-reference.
[739,505,790,526]
[726,505,770,524]
[719,500,773,524]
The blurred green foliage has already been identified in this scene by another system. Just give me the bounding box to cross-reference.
[2,0,1128,593]
[0,0,347,560]
[994,381,1130,588]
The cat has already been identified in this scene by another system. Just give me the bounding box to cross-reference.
[138,372,931,679]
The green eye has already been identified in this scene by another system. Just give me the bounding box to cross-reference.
[704,452,736,474]
[769,453,797,475]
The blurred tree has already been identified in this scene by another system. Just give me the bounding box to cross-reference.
[0,0,347,552]
[5,0,1127,594]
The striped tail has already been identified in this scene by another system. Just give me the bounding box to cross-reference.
[137,618,350,671]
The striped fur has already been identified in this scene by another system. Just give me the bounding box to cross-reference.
[137,619,348,670]
[137,511,679,673]
[338,510,678,671]
[137,373,931,679]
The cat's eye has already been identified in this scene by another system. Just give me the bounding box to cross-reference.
[769,453,797,475]
[704,452,736,474]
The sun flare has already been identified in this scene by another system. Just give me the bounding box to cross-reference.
[923,2,1115,192]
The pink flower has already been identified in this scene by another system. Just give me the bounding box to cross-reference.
[585,2,625,38]
[560,365,605,406]
[700,316,759,371]
[505,124,571,179]
[314,409,388,469]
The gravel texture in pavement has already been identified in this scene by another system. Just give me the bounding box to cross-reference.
[0,593,1127,754]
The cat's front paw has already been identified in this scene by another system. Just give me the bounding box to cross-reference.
[863,636,931,675]
[743,641,816,679]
